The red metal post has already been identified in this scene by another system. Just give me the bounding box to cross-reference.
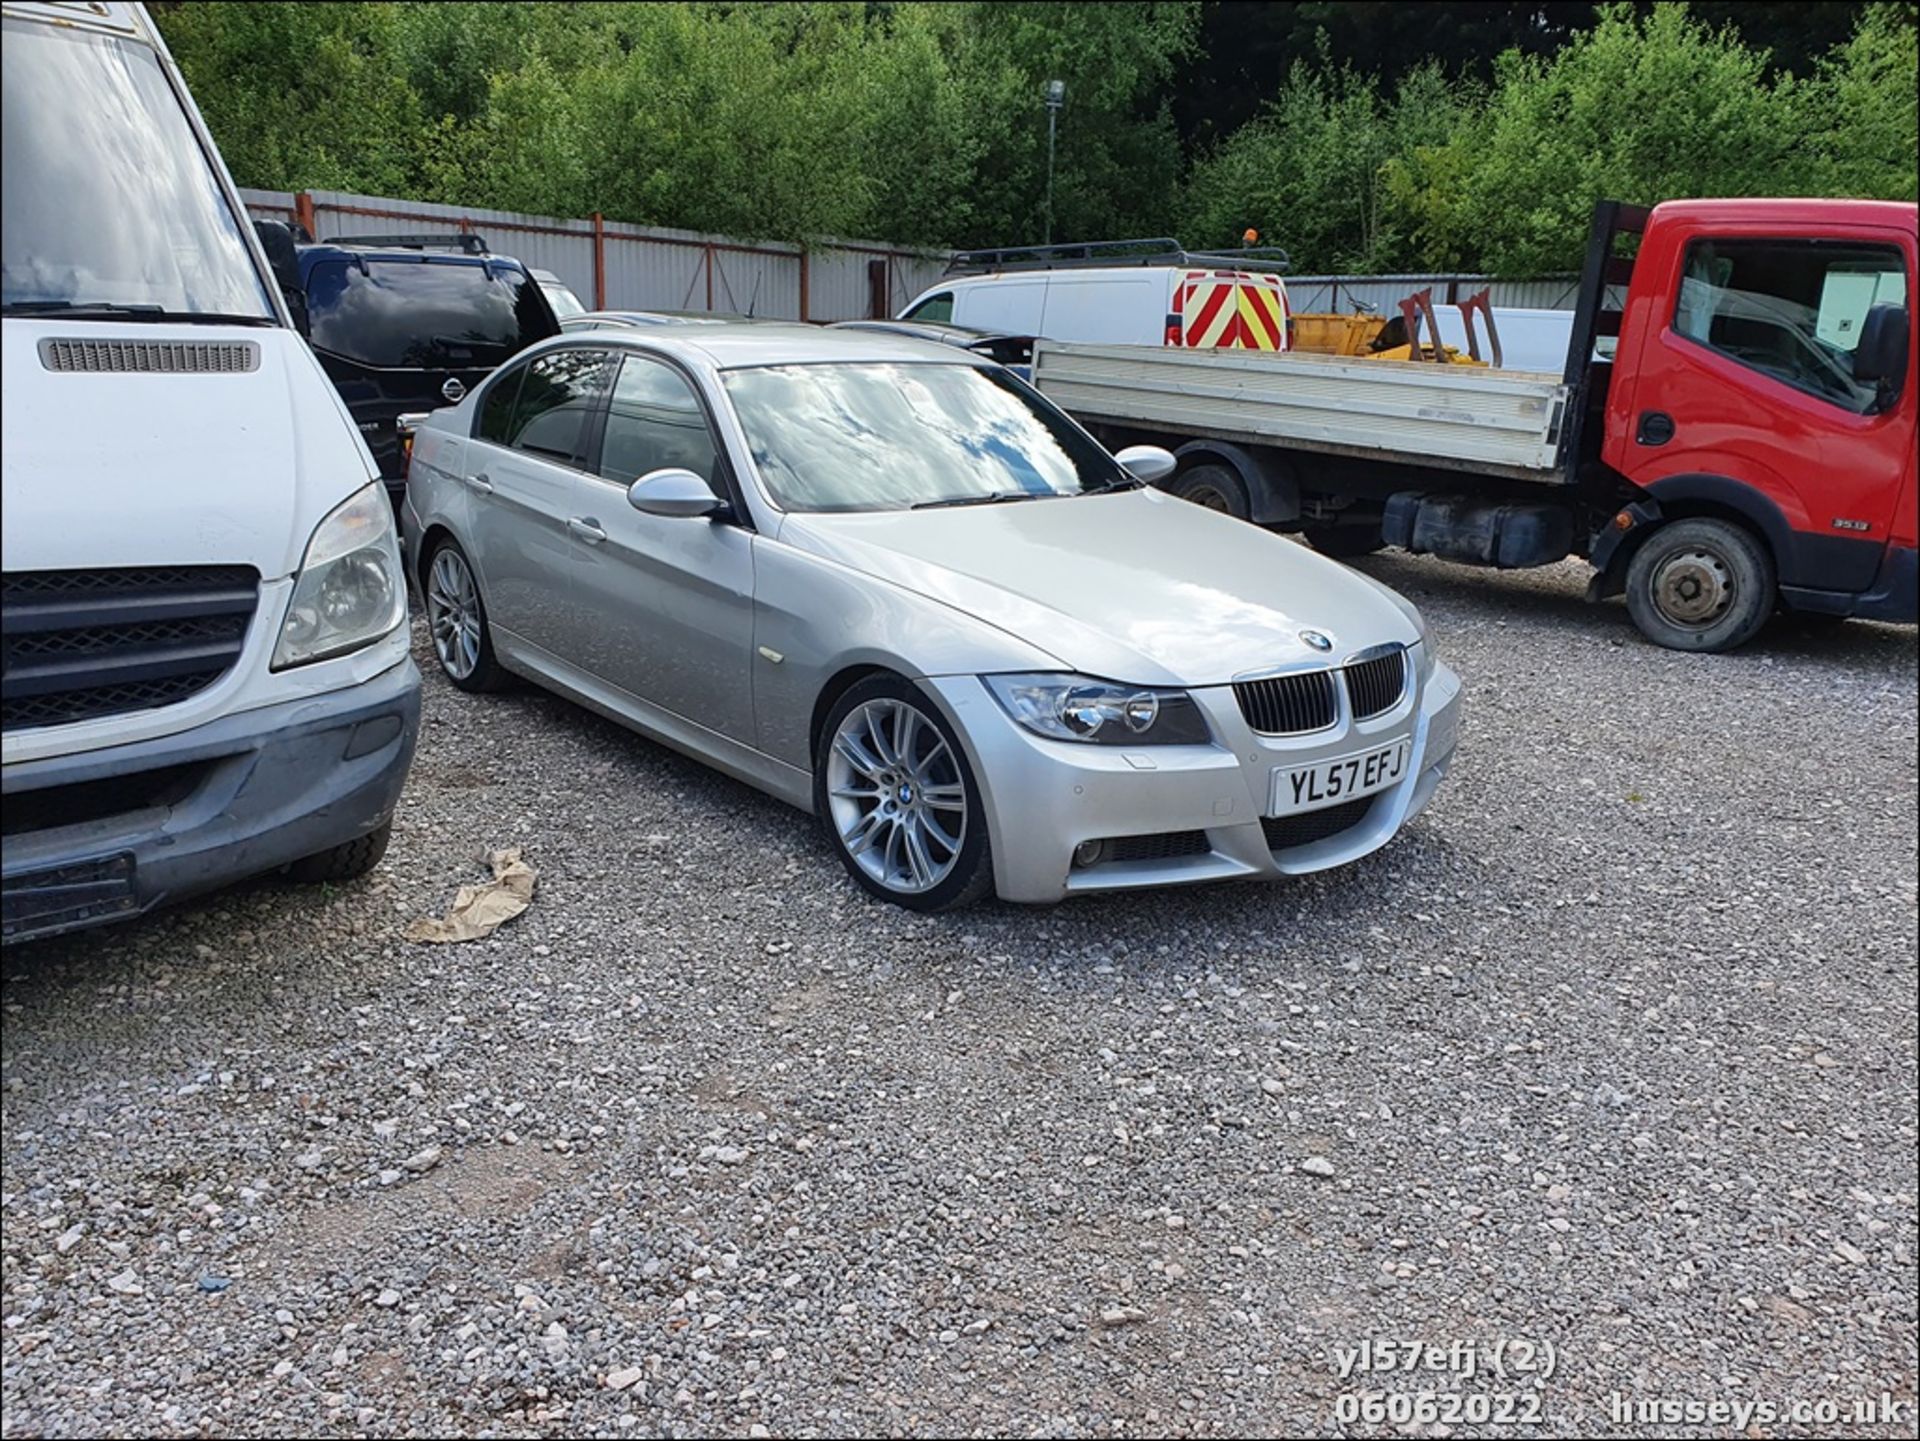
[592,212,606,310]
[294,191,317,242]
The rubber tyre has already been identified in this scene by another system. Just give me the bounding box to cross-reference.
[424,537,511,693]
[1303,522,1383,559]
[1624,517,1776,653]
[814,674,995,912]
[287,821,392,884]
[1166,463,1250,520]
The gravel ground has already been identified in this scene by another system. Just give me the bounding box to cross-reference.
[3,556,1915,1439]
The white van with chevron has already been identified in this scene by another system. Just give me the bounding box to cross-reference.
[899,238,1294,352]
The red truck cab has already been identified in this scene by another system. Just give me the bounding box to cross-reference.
[1590,198,1916,648]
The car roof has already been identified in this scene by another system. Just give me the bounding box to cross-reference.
[295,243,528,271]
[546,321,983,370]
[565,310,762,327]
[834,319,1021,345]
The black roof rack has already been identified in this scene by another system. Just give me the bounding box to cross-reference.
[945,237,1290,276]
[321,232,490,256]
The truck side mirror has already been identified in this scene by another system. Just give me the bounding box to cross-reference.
[1853,303,1909,391]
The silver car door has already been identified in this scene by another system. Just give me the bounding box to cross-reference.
[567,352,755,740]
[464,347,613,659]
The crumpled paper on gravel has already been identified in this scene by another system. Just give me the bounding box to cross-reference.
[405,847,537,943]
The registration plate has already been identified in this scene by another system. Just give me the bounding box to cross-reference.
[1270,739,1410,816]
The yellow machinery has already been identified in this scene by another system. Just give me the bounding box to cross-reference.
[1289,286,1504,366]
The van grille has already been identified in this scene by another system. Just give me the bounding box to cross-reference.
[1233,669,1337,735]
[2,566,259,732]
[36,338,261,374]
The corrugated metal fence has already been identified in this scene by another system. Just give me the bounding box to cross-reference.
[238,188,951,322]
[1286,273,1586,314]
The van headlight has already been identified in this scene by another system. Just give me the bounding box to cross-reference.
[272,483,407,668]
[984,673,1212,745]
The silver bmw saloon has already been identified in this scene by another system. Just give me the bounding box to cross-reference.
[401,325,1462,910]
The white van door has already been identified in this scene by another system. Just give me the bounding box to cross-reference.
[952,278,1047,336]
[1038,275,1166,345]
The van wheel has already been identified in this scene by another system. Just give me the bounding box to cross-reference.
[287,822,392,883]
[1625,517,1775,653]
[424,538,509,692]
[1167,464,1249,520]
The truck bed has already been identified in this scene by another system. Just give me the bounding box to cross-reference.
[1031,341,1572,481]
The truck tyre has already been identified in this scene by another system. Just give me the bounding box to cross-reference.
[1625,517,1775,653]
[1303,523,1382,559]
[287,822,392,884]
[1167,463,1250,520]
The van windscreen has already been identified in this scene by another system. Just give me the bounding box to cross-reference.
[0,19,272,319]
[306,260,550,370]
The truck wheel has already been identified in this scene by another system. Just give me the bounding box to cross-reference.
[1625,517,1775,653]
[287,822,392,884]
[1167,464,1249,520]
[1303,523,1382,559]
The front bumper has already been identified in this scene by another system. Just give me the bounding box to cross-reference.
[927,657,1462,904]
[2,658,420,943]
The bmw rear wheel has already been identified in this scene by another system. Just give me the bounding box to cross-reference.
[816,675,993,911]
[424,538,509,692]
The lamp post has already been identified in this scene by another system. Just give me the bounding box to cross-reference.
[1043,79,1066,246]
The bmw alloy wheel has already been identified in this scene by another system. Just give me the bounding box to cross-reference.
[426,546,483,680]
[825,697,969,894]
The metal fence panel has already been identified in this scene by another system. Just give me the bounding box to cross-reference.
[236,187,949,322]
[237,186,297,223]
[1286,273,1584,314]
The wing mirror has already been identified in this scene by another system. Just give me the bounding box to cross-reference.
[253,219,308,336]
[627,468,729,519]
[1114,444,1177,485]
[1854,304,1909,391]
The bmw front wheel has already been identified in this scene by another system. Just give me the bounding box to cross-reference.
[815,675,993,911]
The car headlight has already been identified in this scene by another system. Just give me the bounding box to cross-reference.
[984,673,1212,745]
[272,483,407,668]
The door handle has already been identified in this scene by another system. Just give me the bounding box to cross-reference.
[467,471,493,494]
[568,516,607,544]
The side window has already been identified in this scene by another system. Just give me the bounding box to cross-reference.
[1672,238,1907,415]
[597,356,719,488]
[477,363,525,445]
[905,291,953,324]
[509,348,613,464]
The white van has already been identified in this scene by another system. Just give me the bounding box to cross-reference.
[902,250,1293,352]
[2,1,420,943]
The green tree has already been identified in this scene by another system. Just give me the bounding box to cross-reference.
[154,2,424,197]
[1451,4,1806,274]
[1801,2,1920,198]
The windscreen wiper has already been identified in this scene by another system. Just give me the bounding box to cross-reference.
[1079,476,1145,495]
[1,300,275,326]
[910,490,1054,510]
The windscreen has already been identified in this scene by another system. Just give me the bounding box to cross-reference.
[1,18,272,318]
[306,259,552,369]
[722,362,1126,513]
